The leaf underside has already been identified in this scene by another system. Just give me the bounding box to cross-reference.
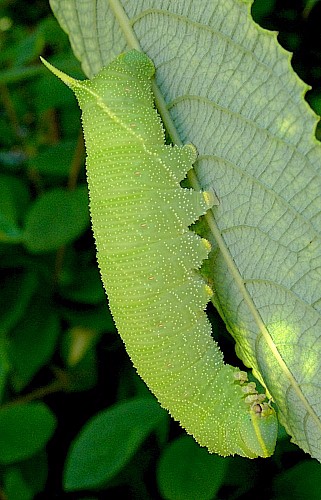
[49,0,321,461]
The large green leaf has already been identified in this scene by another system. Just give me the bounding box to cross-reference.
[63,397,167,491]
[49,0,321,460]
[8,292,61,391]
[157,436,228,500]
[0,402,56,464]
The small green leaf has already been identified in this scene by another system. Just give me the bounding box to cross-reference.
[23,186,89,253]
[3,467,33,500]
[64,397,166,491]
[8,293,60,391]
[251,0,276,21]
[157,436,228,500]
[0,402,56,464]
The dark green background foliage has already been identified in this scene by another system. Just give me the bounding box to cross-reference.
[0,0,320,498]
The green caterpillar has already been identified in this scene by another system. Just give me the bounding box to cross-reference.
[41,49,277,457]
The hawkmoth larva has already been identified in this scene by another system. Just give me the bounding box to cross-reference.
[41,50,277,458]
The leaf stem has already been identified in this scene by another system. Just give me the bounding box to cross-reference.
[0,380,64,410]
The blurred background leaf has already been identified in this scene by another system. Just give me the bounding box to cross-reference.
[157,436,228,500]
[0,402,56,464]
[64,398,167,491]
